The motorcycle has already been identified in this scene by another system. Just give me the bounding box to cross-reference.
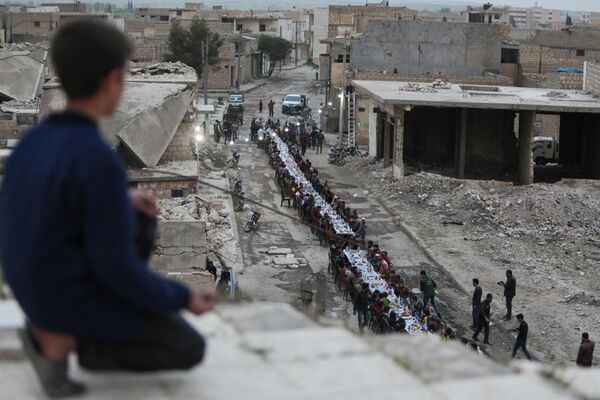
[244,210,261,232]
[327,150,346,166]
[233,191,244,211]
[233,179,243,194]
[226,152,240,168]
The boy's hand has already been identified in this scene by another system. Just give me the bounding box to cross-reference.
[187,288,218,315]
[129,189,158,218]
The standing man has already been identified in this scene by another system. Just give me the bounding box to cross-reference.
[420,270,441,318]
[316,130,324,154]
[213,120,222,143]
[223,119,232,143]
[576,333,595,367]
[512,314,532,360]
[0,20,217,397]
[268,100,275,118]
[473,293,492,345]
[498,269,516,320]
[354,283,370,333]
[299,131,308,155]
[258,99,263,114]
[471,278,482,329]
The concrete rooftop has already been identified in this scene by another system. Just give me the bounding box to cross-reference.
[354,80,600,113]
[0,50,45,101]
[40,81,192,167]
[1,300,598,399]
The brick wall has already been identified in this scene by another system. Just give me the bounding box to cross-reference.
[10,12,59,39]
[352,70,514,86]
[584,61,600,96]
[520,44,600,74]
[160,118,194,161]
[0,113,34,141]
[132,37,169,63]
[135,178,197,199]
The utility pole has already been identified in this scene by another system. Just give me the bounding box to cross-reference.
[338,32,349,147]
[294,21,299,67]
[236,34,242,91]
[201,39,209,141]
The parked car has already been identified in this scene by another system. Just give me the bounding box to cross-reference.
[281,94,307,115]
[227,93,245,113]
[533,136,559,165]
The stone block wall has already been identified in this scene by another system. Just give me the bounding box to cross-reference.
[584,61,600,96]
[132,37,169,63]
[130,176,197,199]
[557,72,583,90]
[160,118,195,161]
[534,114,560,139]
[151,220,208,273]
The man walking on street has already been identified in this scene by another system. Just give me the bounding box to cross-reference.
[471,278,482,329]
[420,270,441,318]
[576,333,595,367]
[258,99,263,114]
[512,314,532,360]
[498,269,516,320]
[213,120,222,143]
[268,100,275,118]
[473,293,492,345]
[316,130,324,154]
[354,283,370,333]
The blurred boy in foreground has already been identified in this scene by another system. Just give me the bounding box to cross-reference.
[0,20,217,397]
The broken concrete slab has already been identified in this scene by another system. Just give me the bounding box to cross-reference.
[267,248,292,255]
[0,50,45,101]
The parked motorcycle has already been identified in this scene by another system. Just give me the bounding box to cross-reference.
[244,210,261,232]
[233,191,244,211]
[226,152,240,168]
[327,150,346,166]
[233,179,243,194]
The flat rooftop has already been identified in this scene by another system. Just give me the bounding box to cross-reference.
[353,80,600,113]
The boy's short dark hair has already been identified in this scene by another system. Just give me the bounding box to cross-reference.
[51,19,131,100]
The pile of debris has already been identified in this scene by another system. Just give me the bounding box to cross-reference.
[431,79,451,89]
[0,42,48,52]
[0,99,40,113]
[157,194,198,221]
[543,90,568,99]
[262,247,308,269]
[129,62,196,80]
[399,83,437,93]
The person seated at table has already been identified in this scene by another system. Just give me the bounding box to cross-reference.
[368,244,380,261]
[410,295,424,316]
[441,327,455,341]
[348,209,359,223]
[394,280,410,300]
[421,307,432,325]
[381,251,393,269]
[376,254,390,277]
[380,292,391,308]
[427,316,442,334]
[390,312,407,333]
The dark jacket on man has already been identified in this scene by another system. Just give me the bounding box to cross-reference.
[420,276,437,297]
[504,276,516,297]
[577,339,595,367]
[354,290,370,312]
[472,286,482,307]
[516,320,528,343]
[479,299,491,322]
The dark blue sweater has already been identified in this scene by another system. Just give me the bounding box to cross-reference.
[0,111,190,341]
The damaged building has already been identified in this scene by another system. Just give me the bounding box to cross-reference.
[354,80,600,184]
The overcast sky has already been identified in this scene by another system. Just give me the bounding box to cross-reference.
[495,0,599,11]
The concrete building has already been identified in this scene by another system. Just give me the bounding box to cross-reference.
[354,80,600,184]
[351,21,502,77]
[40,2,87,13]
[509,6,563,29]
[466,4,510,25]
[417,11,466,23]
[310,4,417,65]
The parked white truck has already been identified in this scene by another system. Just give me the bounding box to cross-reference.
[533,136,559,165]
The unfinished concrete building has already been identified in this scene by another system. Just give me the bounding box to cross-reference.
[354,80,600,184]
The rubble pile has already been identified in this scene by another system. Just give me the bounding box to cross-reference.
[129,62,196,80]
[543,90,569,99]
[399,83,437,93]
[0,99,40,112]
[431,79,451,89]
[0,42,48,52]
[347,158,600,240]
[157,194,198,221]
[261,247,308,269]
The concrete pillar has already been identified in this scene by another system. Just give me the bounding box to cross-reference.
[393,106,405,179]
[457,108,468,179]
[368,99,378,158]
[518,110,535,185]
[383,118,391,167]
